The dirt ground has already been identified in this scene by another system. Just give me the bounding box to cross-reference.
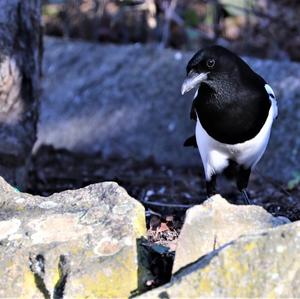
[27,145,300,289]
[28,145,300,219]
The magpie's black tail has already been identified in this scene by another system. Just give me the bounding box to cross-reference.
[183,135,197,148]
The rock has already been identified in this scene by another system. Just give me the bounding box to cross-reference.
[140,221,300,298]
[0,177,146,298]
[0,1,42,189]
[172,194,290,273]
[37,38,300,182]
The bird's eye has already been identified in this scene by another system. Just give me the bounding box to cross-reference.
[206,59,215,68]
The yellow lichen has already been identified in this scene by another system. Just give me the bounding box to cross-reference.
[71,249,138,298]
[244,241,257,252]
[198,276,213,294]
[21,269,39,298]
[133,204,147,238]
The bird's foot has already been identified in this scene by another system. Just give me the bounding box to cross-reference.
[241,189,251,205]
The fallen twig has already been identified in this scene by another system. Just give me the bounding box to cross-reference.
[141,200,194,209]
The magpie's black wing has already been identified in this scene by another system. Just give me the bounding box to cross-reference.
[184,99,198,148]
[190,100,197,120]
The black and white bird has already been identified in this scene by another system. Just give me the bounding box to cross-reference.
[181,45,278,204]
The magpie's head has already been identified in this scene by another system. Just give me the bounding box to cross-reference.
[181,45,241,95]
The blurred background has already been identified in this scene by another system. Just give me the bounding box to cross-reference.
[42,0,300,61]
[30,0,300,211]
[1,0,299,223]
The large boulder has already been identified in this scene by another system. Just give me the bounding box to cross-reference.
[140,221,300,298]
[37,38,300,182]
[172,194,290,273]
[0,177,146,298]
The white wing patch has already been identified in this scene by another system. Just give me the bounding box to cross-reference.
[264,83,275,97]
[265,84,278,119]
[194,88,199,99]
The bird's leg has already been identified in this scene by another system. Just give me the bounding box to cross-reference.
[237,167,251,205]
[206,174,217,198]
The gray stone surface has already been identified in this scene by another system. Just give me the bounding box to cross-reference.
[0,177,146,298]
[140,221,300,298]
[37,38,300,182]
[172,194,290,273]
[0,0,42,189]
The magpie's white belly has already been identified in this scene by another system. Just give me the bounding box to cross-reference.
[195,85,277,180]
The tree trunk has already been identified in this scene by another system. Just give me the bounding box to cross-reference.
[0,0,42,190]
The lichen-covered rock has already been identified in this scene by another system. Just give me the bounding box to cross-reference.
[173,194,290,273]
[140,221,300,298]
[37,38,300,182]
[0,177,146,298]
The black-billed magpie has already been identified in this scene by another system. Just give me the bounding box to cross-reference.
[181,45,278,204]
